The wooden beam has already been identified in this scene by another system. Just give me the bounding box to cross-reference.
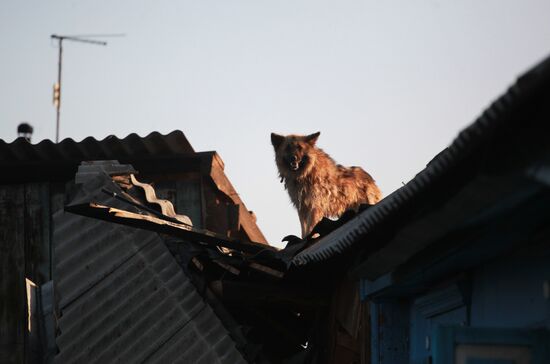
[207,152,268,244]
[249,262,284,279]
[65,203,277,255]
[213,260,241,276]
[191,257,204,272]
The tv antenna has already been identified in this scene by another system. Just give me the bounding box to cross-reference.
[51,33,124,142]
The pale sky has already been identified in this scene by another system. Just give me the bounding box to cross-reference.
[1,1,549,246]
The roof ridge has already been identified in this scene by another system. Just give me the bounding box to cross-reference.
[1,129,189,147]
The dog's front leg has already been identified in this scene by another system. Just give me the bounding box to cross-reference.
[302,209,323,238]
[299,212,309,239]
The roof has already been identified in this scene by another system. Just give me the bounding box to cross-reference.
[66,161,276,256]
[53,172,247,363]
[0,130,193,183]
[292,53,550,267]
[1,130,194,162]
[0,129,267,243]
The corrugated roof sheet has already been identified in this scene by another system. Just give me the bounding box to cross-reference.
[54,201,246,363]
[0,130,194,184]
[292,53,550,266]
[0,130,193,163]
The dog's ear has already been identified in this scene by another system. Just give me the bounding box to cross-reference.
[271,133,285,149]
[305,131,320,145]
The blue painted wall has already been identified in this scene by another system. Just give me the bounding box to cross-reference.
[470,249,550,329]
[366,245,550,363]
[409,305,467,364]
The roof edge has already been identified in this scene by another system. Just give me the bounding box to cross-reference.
[292,52,550,266]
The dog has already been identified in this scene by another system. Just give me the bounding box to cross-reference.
[271,131,382,238]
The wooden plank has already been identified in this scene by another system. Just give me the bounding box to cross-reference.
[176,179,203,229]
[25,279,40,363]
[329,279,362,364]
[23,183,51,284]
[191,257,204,272]
[199,175,207,229]
[249,262,284,279]
[0,185,26,364]
[361,302,371,364]
[49,182,67,283]
[49,182,66,216]
[65,203,276,254]
[207,153,267,244]
[227,204,240,233]
[202,180,230,237]
[213,260,240,275]
[377,300,409,364]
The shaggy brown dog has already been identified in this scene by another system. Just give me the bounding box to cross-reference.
[271,131,382,238]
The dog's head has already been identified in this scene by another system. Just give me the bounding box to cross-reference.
[271,132,320,179]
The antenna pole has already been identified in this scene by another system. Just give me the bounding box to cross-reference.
[55,38,63,143]
[51,34,111,143]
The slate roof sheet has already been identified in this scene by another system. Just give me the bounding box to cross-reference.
[54,194,246,363]
[0,130,194,183]
[0,130,193,162]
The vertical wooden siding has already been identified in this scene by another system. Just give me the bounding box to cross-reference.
[0,185,26,364]
[0,183,56,364]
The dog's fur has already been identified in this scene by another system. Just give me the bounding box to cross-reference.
[271,132,382,238]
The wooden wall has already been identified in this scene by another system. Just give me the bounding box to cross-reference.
[0,183,63,364]
[0,185,26,364]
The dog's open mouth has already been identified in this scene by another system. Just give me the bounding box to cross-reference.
[288,155,307,171]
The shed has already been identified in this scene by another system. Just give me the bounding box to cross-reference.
[0,131,265,363]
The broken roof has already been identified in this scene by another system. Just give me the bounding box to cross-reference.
[63,160,329,362]
[66,161,276,256]
[292,53,550,267]
[54,163,247,363]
